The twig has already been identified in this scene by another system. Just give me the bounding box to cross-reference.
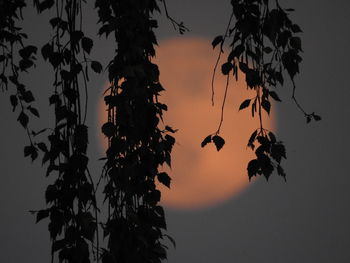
[162,0,189,34]
[211,10,234,106]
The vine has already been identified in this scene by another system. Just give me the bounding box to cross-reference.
[29,1,101,262]
[0,0,39,160]
[202,0,321,181]
[95,0,175,262]
[1,1,322,262]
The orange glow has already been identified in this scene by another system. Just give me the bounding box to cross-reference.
[97,37,275,210]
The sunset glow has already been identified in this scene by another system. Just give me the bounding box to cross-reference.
[97,38,275,209]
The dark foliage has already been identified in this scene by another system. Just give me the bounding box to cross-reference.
[95,1,175,262]
[0,0,38,157]
[30,1,100,262]
[1,0,320,263]
[202,0,320,181]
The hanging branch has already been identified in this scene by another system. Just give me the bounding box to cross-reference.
[202,0,321,181]
[161,0,189,34]
[30,0,101,262]
[95,0,176,262]
[0,0,40,161]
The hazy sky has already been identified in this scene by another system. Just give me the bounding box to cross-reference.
[1,1,350,263]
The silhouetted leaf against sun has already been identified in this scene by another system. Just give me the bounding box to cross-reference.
[101,122,115,138]
[157,172,171,188]
[212,135,225,151]
[201,135,212,148]
[239,99,251,111]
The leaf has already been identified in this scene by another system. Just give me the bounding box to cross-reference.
[269,91,281,102]
[165,125,177,133]
[247,159,259,180]
[221,62,232,75]
[17,111,29,128]
[290,36,302,51]
[49,17,62,28]
[277,30,291,48]
[81,37,93,54]
[36,209,50,223]
[10,95,18,111]
[263,47,273,54]
[258,154,274,180]
[212,135,225,151]
[275,71,284,85]
[22,90,35,103]
[24,145,33,157]
[291,24,302,33]
[91,61,102,73]
[157,172,171,188]
[212,35,223,49]
[165,134,175,148]
[201,135,212,148]
[49,52,63,68]
[164,234,176,248]
[24,145,38,161]
[313,113,321,121]
[45,185,57,203]
[36,0,55,12]
[257,136,269,147]
[19,45,37,59]
[19,59,34,71]
[101,122,115,137]
[268,132,276,144]
[49,94,59,105]
[306,115,311,123]
[83,222,96,242]
[52,239,66,252]
[245,69,261,88]
[41,43,53,61]
[271,143,286,163]
[32,128,47,137]
[277,165,286,179]
[239,99,251,111]
[251,99,257,117]
[261,99,271,114]
[27,106,40,117]
[233,44,245,58]
[239,62,249,73]
[37,142,48,153]
[71,30,84,44]
[74,125,88,153]
[247,130,257,149]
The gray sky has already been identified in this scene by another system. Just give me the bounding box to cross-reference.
[1,1,350,262]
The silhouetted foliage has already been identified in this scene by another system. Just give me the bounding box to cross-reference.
[0,0,319,262]
[202,0,320,181]
[94,1,176,262]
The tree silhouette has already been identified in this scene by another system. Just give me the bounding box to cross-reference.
[0,0,319,263]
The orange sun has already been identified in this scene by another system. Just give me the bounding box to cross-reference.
[97,37,275,210]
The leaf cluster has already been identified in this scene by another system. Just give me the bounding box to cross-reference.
[27,1,101,262]
[0,0,40,160]
[247,130,286,181]
[206,0,320,180]
[95,0,175,262]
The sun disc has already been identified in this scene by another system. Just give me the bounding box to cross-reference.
[97,37,276,210]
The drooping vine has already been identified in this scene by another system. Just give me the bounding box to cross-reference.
[0,0,39,160]
[29,1,100,262]
[95,0,175,262]
[1,0,322,262]
[203,0,321,181]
